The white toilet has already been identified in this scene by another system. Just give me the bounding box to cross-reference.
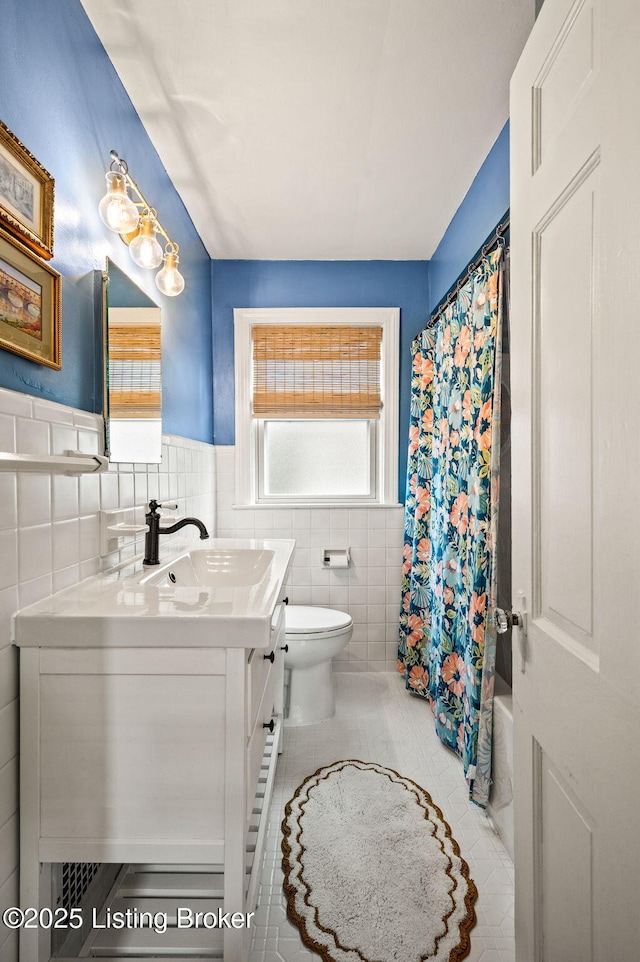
[283,606,353,726]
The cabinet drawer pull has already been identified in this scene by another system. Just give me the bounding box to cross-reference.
[280,644,289,653]
[263,718,275,733]
[264,651,275,663]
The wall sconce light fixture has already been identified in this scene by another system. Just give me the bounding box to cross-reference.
[98,151,185,296]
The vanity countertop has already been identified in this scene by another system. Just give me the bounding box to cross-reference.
[14,537,295,649]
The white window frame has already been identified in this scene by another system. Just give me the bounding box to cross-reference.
[234,307,399,507]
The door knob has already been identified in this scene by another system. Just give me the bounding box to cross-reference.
[495,607,509,633]
[496,595,528,674]
[494,608,523,633]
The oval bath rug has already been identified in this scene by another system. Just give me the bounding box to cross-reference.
[281,759,477,962]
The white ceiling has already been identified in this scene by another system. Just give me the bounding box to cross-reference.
[81,0,534,260]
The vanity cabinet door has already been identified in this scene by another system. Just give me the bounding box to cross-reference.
[36,648,227,854]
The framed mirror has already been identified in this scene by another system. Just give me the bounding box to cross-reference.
[103,259,162,463]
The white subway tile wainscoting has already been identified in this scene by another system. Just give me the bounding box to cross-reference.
[215,445,405,673]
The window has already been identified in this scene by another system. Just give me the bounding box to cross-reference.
[234,308,399,505]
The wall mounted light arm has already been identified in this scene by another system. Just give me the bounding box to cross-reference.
[98,151,185,296]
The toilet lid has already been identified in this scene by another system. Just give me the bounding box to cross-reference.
[285,605,352,635]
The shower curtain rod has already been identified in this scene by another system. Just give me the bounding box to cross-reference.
[428,212,510,326]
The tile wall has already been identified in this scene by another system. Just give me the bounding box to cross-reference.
[215,446,405,673]
[0,385,216,962]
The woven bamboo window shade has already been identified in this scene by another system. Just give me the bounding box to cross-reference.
[252,325,383,418]
[108,319,161,419]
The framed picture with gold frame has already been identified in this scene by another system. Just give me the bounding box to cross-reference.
[0,228,60,369]
[0,120,54,260]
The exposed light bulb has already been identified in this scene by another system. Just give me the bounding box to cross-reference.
[155,251,185,297]
[129,215,163,269]
[99,154,185,295]
[98,171,140,234]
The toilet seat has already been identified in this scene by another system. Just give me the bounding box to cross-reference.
[285,605,352,636]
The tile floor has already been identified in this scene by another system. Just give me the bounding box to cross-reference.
[250,672,515,962]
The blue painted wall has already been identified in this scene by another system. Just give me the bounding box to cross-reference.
[0,0,212,443]
[428,122,510,313]
[211,260,430,501]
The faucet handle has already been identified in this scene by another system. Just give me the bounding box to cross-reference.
[148,500,178,513]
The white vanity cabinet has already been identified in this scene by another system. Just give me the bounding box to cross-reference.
[18,599,288,962]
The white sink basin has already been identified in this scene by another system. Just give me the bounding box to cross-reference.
[140,548,275,588]
[14,538,295,649]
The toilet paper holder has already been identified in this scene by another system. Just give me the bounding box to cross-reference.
[322,548,351,568]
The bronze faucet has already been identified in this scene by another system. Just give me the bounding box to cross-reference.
[143,500,209,566]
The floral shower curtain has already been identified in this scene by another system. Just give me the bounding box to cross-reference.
[397,246,504,807]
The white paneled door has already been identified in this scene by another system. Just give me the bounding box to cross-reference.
[510,0,640,959]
